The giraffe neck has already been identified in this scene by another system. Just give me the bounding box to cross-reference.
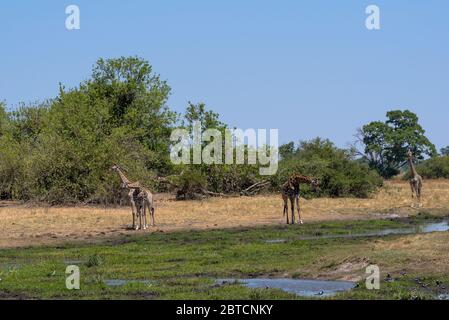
[292,175,313,185]
[287,174,313,190]
[408,157,418,177]
[116,168,131,186]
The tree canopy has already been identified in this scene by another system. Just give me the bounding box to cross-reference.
[2,58,439,203]
[0,57,177,203]
[276,138,383,198]
[359,110,437,178]
[441,146,449,156]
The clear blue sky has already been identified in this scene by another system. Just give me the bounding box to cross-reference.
[1,1,448,150]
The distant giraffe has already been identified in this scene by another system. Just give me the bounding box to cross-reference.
[407,150,423,208]
[281,173,319,225]
[111,164,155,230]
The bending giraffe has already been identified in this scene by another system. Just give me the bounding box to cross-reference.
[111,164,155,230]
[281,173,319,225]
[407,150,423,208]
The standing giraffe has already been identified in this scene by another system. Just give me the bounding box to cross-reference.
[281,173,319,225]
[137,187,156,228]
[111,164,154,230]
[407,150,423,208]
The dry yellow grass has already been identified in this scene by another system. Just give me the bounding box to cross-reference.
[1,180,449,248]
[288,230,449,282]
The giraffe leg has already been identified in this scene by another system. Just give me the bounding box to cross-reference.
[282,194,288,218]
[282,193,289,224]
[138,201,143,230]
[129,190,139,230]
[143,200,148,229]
[139,201,143,230]
[296,195,303,225]
[290,196,295,225]
[141,200,145,230]
[410,181,414,199]
[417,186,423,208]
[151,207,155,227]
[409,181,416,208]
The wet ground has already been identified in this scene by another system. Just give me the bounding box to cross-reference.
[264,220,449,243]
[63,260,85,265]
[104,279,153,287]
[217,278,356,297]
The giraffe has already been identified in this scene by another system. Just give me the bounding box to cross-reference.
[407,150,423,208]
[110,164,154,230]
[137,187,156,228]
[281,173,319,225]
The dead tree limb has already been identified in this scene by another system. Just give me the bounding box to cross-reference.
[240,180,270,196]
[200,188,232,198]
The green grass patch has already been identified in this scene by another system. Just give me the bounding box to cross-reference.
[0,214,447,300]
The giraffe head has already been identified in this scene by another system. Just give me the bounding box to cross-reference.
[407,150,414,159]
[310,178,320,191]
[110,164,128,188]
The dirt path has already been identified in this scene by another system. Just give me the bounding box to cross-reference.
[1,180,448,248]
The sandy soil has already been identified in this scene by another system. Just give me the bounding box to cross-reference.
[1,180,448,248]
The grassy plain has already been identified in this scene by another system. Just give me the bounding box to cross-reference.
[1,180,449,248]
[1,180,449,299]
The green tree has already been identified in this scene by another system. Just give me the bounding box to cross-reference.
[414,156,449,179]
[279,142,295,159]
[359,110,437,178]
[171,103,268,198]
[8,102,49,143]
[273,138,382,198]
[0,101,25,199]
[2,57,180,203]
[182,102,226,133]
[88,57,177,162]
[0,101,9,136]
[441,146,449,156]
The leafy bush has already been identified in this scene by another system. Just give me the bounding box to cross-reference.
[359,110,437,178]
[0,134,24,199]
[86,254,104,268]
[273,138,383,198]
[0,58,383,204]
[0,57,176,204]
[414,156,449,179]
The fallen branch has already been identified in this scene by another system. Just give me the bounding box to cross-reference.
[201,188,232,198]
[241,180,270,195]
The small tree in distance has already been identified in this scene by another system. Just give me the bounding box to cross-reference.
[358,110,437,178]
[441,147,449,156]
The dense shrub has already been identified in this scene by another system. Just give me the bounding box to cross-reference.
[272,138,383,198]
[0,57,176,204]
[0,58,384,204]
[0,134,24,199]
[414,156,449,179]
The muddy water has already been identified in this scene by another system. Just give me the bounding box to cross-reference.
[104,279,152,287]
[0,263,21,270]
[217,278,355,297]
[418,221,449,233]
[64,260,85,265]
[264,239,287,244]
[302,220,449,240]
[265,221,449,243]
